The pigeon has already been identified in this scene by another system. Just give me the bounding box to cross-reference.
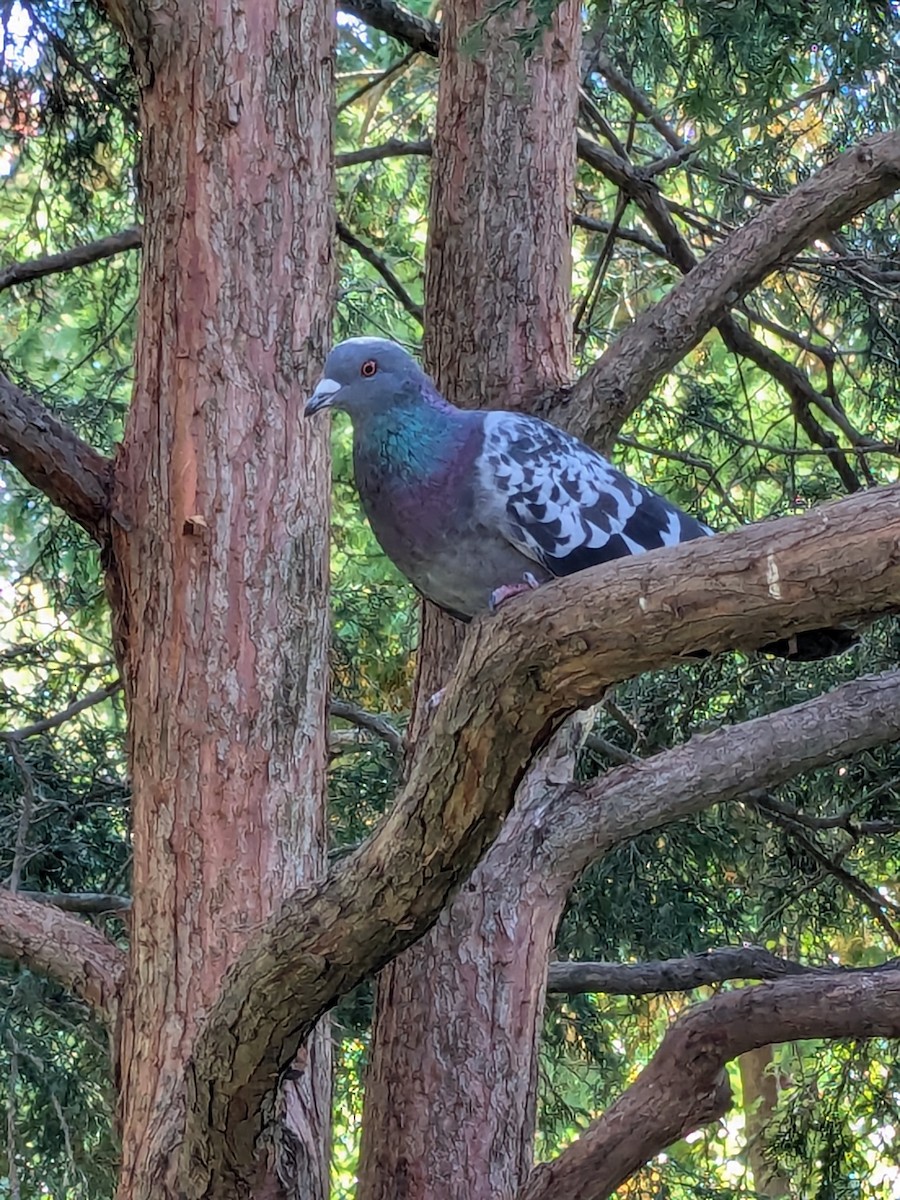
[306,337,854,661]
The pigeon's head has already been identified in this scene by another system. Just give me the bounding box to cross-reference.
[305,338,425,419]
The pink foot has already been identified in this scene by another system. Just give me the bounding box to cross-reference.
[488,572,542,613]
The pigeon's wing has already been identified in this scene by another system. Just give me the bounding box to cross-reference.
[479,412,713,576]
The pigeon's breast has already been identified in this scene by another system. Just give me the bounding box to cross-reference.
[353,424,544,620]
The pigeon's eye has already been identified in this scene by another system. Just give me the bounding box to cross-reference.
[361,359,378,378]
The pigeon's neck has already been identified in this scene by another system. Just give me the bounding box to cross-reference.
[353,391,472,483]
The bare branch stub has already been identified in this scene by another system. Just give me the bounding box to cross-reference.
[521,969,900,1200]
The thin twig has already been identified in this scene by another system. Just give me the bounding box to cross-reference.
[755,792,900,838]
[752,794,900,946]
[336,220,424,322]
[7,743,36,893]
[0,229,142,294]
[329,697,404,759]
[1,680,122,742]
[6,1035,20,1200]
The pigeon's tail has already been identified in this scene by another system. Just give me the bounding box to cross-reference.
[761,626,858,662]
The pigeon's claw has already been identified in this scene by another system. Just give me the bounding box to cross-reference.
[488,572,542,613]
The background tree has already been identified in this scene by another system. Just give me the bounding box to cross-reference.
[1,0,900,1198]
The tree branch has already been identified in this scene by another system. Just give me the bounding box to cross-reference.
[338,0,439,56]
[16,892,131,915]
[0,229,142,295]
[1,681,122,741]
[538,671,900,887]
[336,220,424,322]
[521,969,900,1200]
[183,481,900,1192]
[0,371,112,540]
[547,946,896,995]
[554,131,900,449]
[329,698,404,759]
[750,794,900,946]
[336,138,432,169]
[0,890,125,1027]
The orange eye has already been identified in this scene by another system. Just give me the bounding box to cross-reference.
[361,359,377,378]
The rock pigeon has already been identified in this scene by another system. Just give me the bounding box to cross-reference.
[306,337,854,661]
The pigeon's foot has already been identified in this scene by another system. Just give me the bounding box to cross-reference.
[489,572,542,613]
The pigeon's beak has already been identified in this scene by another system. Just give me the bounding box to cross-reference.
[304,377,342,417]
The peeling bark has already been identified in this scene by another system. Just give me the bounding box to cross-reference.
[107,1,335,1196]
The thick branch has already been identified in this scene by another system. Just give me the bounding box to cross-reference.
[183,482,900,1191]
[0,890,125,1027]
[0,229,141,294]
[0,372,112,540]
[554,131,900,447]
[547,947,893,995]
[338,0,439,55]
[521,969,900,1200]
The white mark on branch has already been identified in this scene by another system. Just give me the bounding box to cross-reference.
[766,553,782,599]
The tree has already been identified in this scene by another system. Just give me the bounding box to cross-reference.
[1,0,900,1198]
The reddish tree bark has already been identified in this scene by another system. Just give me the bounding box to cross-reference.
[104,2,335,1196]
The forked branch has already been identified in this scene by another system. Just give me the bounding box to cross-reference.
[554,130,900,448]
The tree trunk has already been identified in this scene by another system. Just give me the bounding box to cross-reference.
[740,1046,792,1198]
[357,2,580,1195]
[108,3,334,1196]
